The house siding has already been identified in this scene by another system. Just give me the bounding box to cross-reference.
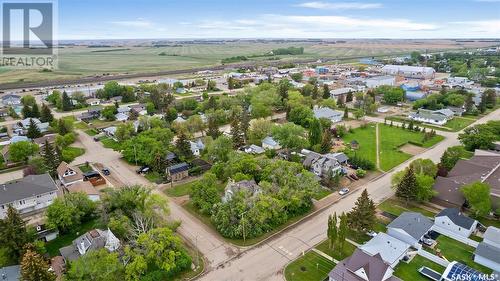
[473,255,500,272]
[0,191,57,219]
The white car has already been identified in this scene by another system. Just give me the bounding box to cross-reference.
[366,230,377,237]
[338,188,350,195]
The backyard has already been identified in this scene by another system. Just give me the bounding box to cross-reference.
[284,251,336,281]
[377,198,438,218]
[394,255,445,281]
[442,117,476,131]
[45,218,101,257]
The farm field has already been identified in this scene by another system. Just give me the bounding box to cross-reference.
[0,39,494,85]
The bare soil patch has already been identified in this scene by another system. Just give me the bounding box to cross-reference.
[399,143,426,155]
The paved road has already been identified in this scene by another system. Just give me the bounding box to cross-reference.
[198,108,500,281]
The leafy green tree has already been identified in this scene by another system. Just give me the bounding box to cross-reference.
[409,158,437,177]
[343,107,349,119]
[40,104,53,123]
[301,84,314,97]
[26,119,42,139]
[55,132,76,148]
[348,189,376,232]
[175,131,193,160]
[190,173,221,215]
[327,213,338,249]
[0,206,33,263]
[55,118,74,135]
[61,91,73,111]
[122,135,165,166]
[240,109,250,143]
[338,212,348,252]
[462,182,492,217]
[206,136,233,163]
[272,123,308,156]
[20,245,55,281]
[42,140,60,176]
[415,174,436,202]
[277,79,290,101]
[440,146,468,171]
[22,104,32,119]
[320,129,332,153]
[248,119,274,145]
[9,141,39,163]
[288,105,313,127]
[46,91,61,109]
[312,83,319,99]
[290,73,303,83]
[46,192,96,233]
[322,84,330,99]
[354,109,364,119]
[459,123,497,151]
[30,103,40,118]
[21,95,36,107]
[206,114,221,139]
[66,249,125,281]
[308,118,322,147]
[102,106,117,121]
[395,167,418,203]
[115,123,135,142]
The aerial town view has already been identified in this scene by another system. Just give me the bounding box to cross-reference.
[0,0,499,281]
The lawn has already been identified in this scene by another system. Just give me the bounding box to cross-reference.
[476,216,500,228]
[164,180,197,197]
[45,218,101,257]
[61,146,85,163]
[377,198,437,218]
[100,137,122,151]
[433,235,492,273]
[394,255,445,281]
[313,188,332,200]
[443,117,475,131]
[284,251,336,281]
[74,121,90,130]
[84,128,99,136]
[342,125,377,165]
[78,163,94,173]
[315,239,356,261]
[378,125,444,171]
[144,171,164,184]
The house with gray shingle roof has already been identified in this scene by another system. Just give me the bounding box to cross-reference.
[408,108,454,125]
[474,226,500,271]
[387,212,433,248]
[433,208,478,238]
[313,106,343,123]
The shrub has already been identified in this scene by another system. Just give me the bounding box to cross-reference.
[356,168,367,178]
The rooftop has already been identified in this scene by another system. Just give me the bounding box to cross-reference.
[0,174,58,205]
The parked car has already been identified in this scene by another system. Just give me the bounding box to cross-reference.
[136,166,150,174]
[422,238,434,246]
[349,174,359,180]
[338,188,350,195]
[101,168,110,176]
[366,230,377,237]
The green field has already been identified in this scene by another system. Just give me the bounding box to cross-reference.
[378,125,444,171]
[443,117,476,131]
[315,240,357,261]
[432,236,492,273]
[394,255,445,281]
[378,198,437,218]
[343,125,377,165]
[0,39,489,85]
[284,251,336,281]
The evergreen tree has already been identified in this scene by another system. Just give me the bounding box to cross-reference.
[42,140,59,176]
[338,212,348,252]
[343,107,349,119]
[151,152,167,174]
[320,129,332,153]
[479,92,488,113]
[346,92,353,102]
[0,206,32,262]
[175,131,193,160]
[308,118,322,147]
[327,213,338,249]
[207,96,217,110]
[30,103,40,118]
[128,109,139,121]
[396,166,418,203]
[61,91,73,111]
[26,118,42,139]
[20,245,55,281]
[240,109,250,144]
[348,189,376,233]
[277,79,289,101]
[312,84,319,99]
[22,104,32,119]
[230,117,244,149]
[322,84,330,99]
[207,115,220,139]
[40,104,53,123]
[464,93,474,113]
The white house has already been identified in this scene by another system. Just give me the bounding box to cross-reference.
[408,109,452,125]
[433,208,478,238]
[359,233,410,268]
[262,136,281,150]
[313,106,343,123]
[57,161,84,187]
[0,174,58,219]
[223,179,261,203]
[115,112,129,122]
[386,212,433,249]
[189,139,205,156]
[364,76,396,88]
[473,226,500,272]
[103,126,117,138]
[243,144,265,155]
[86,98,100,106]
[381,65,435,79]
[329,87,354,98]
[303,151,345,177]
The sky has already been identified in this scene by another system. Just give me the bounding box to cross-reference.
[52,0,500,39]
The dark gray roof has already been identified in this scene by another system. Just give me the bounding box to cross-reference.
[0,265,20,281]
[474,242,500,264]
[0,174,57,205]
[167,163,189,174]
[436,208,476,229]
[387,212,433,240]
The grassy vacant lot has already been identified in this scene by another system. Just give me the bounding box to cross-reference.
[433,236,492,273]
[394,255,445,281]
[62,146,85,163]
[343,125,377,165]
[377,198,437,218]
[378,125,443,171]
[100,137,122,151]
[315,240,356,261]
[443,117,476,131]
[45,218,101,257]
[284,251,336,281]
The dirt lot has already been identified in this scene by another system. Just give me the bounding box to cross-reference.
[399,143,426,155]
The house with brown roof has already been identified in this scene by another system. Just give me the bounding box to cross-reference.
[57,161,84,187]
[432,150,500,210]
[328,249,401,281]
[65,181,100,201]
[33,134,57,148]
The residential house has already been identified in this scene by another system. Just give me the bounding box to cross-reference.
[189,139,205,156]
[33,134,57,148]
[386,212,433,248]
[328,249,401,281]
[0,265,20,281]
[364,75,396,88]
[243,144,265,155]
[433,208,478,238]
[110,96,123,103]
[473,226,500,271]
[79,106,102,121]
[115,112,128,122]
[432,150,500,210]
[57,161,84,187]
[59,229,120,262]
[381,65,435,79]
[1,94,21,106]
[103,126,117,138]
[405,91,427,101]
[174,116,186,123]
[408,108,453,125]
[130,104,147,116]
[330,87,354,100]
[359,233,410,268]
[166,163,189,181]
[303,151,346,177]
[66,181,100,202]
[223,179,261,202]
[262,136,281,150]
[117,106,131,114]
[86,98,100,106]
[14,118,49,135]
[0,173,59,219]
[313,106,343,123]
[0,107,10,117]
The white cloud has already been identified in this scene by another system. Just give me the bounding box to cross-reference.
[296,1,382,9]
[110,18,153,28]
[450,20,500,35]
